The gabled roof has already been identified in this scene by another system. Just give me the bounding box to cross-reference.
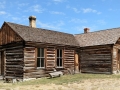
[5,22,79,46]
[75,28,120,47]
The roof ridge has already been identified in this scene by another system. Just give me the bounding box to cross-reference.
[6,22,74,36]
[75,27,120,35]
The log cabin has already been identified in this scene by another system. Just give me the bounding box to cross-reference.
[0,16,80,80]
[0,16,120,80]
[75,28,120,74]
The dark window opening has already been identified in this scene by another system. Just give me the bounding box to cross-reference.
[37,48,45,68]
[57,49,63,67]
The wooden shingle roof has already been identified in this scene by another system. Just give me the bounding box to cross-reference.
[6,22,79,46]
[75,28,120,47]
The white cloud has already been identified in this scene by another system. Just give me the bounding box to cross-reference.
[25,5,45,13]
[53,0,63,2]
[0,11,6,15]
[50,11,65,15]
[69,18,87,23]
[0,1,6,9]
[18,3,29,7]
[53,0,67,3]
[82,8,101,14]
[66,6,80,13]
[72,8,80,13]
[37,20,65,30]
[32,5,45,13]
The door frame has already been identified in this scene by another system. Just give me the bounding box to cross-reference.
[1,51,5,76]
[117,49,120,72]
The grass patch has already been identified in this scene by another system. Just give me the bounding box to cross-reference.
[18,73,120,85]
[0,73,120,89]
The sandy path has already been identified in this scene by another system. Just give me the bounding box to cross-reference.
[1,79,120,90]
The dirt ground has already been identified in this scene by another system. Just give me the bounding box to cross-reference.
[0,78,120,90]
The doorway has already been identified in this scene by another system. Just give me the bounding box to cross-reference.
[117,50,120,72]
[75,52,80,73]
[0,51,5,75]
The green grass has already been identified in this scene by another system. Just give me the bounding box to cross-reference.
[0,73,120,89]
[18,73,120,85]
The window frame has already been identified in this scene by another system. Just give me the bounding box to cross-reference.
[36,48,45,69]
[56,49,63,68]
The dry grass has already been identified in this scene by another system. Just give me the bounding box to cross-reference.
[0,74,120,90]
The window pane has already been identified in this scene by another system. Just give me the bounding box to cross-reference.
[37,48,40,57]
[41,48,44,57]
[57,49,59,57]
[60,49,62,57]
[56,49,63,67]
[57,58,59,66]
[37,58,40,67]
[60,58,62,66]
[41,58,44,67]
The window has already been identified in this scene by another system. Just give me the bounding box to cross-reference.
[37,48,45,68]
[57,49,63,67]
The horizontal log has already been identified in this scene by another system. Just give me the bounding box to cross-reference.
[64,59,74,61]
[24,61,35,64]
[24,67,35,70]
[64,55,74,57]
[24,64,35,67]
[6,46,23,50]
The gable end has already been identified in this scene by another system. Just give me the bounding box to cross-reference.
[0,22,24,45]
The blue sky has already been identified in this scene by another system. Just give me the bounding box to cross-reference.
[0,0,120,34]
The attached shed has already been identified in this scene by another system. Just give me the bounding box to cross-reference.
[75,28,120,74]
[0,16,80,80]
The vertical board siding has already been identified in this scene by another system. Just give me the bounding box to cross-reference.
[113,39,120,74]
[0,24,23,45]
[5,46,24,78]
[80,45,112,74]
[64,49,75,68]
[112,47,118,73]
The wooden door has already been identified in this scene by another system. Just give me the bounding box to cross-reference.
[1,51,5,75]
[75,52,80,73]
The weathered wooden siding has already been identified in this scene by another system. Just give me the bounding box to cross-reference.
[46,47,55,68]
[0,23,23,45]
[0,52,1,75]
[64,49,75,69]
[5,45,24,78]
[112,46,118,73]
[80,45,112,74]
[112,39,120,74]
[23,46,76,78]
[24,47,46,78]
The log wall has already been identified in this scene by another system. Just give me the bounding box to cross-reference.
[5,44,24,78]
[80,45,112,74]
[24,47,46,78]
[23,46,76,78]
[46,47,55,68]
[64,49,75,69]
